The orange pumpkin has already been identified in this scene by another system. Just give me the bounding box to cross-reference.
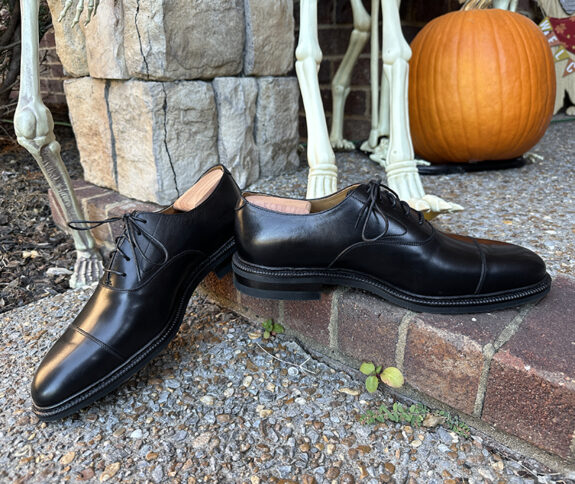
[408,9,556,164]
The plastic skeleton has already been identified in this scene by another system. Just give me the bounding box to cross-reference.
[297,0,462,214]
[14,0,102,288]
[360,0,516,163]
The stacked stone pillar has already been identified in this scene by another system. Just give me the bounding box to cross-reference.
[48,0,299,205]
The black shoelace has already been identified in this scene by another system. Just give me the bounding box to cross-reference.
[68,213,169,281]
[355,179,425,242]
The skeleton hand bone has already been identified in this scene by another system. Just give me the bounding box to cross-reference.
[58,0,100,26]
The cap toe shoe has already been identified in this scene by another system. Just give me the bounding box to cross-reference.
[232,181,551,313]
[31,165,240,420]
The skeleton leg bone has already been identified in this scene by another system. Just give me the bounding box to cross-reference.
[296,0,338,198]
[16,0,102,287]
[378,0,462,215]
[329,0,370,151]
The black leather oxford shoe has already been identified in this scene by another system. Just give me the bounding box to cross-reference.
[32,165,240,420]
[232,180,551,314]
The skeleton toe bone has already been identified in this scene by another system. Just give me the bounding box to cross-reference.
[330,137,356,151]
[69,250,104,289]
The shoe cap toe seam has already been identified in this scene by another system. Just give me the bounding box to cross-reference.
[71,325,126,362]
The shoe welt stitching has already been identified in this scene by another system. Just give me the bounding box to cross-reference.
[234,257,550,307]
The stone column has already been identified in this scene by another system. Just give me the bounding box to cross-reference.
[50,0,299,204]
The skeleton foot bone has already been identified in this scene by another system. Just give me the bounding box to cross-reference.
[58,0,100,26]
[385,160,463,216]
[330,137,356,151]
[69,250,103,289]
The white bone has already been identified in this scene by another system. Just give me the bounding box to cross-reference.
[329,0,370,151]
[16,0,102,287]
[296,0,338,199]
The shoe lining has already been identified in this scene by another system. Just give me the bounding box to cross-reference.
[246,195,311,214]
[173,169,223,212]
[245,186,356,215]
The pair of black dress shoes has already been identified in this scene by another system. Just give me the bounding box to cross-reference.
[32,165,551,420]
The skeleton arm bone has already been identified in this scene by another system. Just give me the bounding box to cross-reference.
[379,0,463,215]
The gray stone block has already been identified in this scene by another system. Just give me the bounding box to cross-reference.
[84,0,129,79]
[122,0,245,80]
[47,0,89,76]
[255,77,300,176]
[107,80,219,205]
[213,77,259,189]
[64,77,116,189]
[244,0,295,76]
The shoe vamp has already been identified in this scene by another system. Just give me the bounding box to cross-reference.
[73,256,200,357]
[31,327,124,409]
[332,232,484,297]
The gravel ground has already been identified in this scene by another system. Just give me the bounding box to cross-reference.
[1,119,573,482]
[1,288,570,483]
[0,126,80,314]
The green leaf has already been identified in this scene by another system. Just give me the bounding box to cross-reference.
[263,330,271,339]
[262,319,273,332]
[380,367,405,389]
[360,362,376,375]
[365,375,379,393]
[272,323,285,334]
[375,365,383,374]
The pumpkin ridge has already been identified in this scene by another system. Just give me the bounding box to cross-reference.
[423,17,448,161]
[456,11,473,162]
[486,11,505,160]
[510,12,537,159]
[442,11,467,162]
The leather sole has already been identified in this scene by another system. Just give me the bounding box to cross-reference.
[33,237,236,421]
[232,254,552,314]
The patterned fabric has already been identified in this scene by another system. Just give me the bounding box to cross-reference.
[549,16,575,54]
[539,16,575,76]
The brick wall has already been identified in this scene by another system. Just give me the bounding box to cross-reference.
[38,27,67,112]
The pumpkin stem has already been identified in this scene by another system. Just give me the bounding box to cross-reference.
[460,0,492,10]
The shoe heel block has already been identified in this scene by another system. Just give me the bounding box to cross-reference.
[232,255,322,301]
[208,237,237,279]
[213,260,232,279]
